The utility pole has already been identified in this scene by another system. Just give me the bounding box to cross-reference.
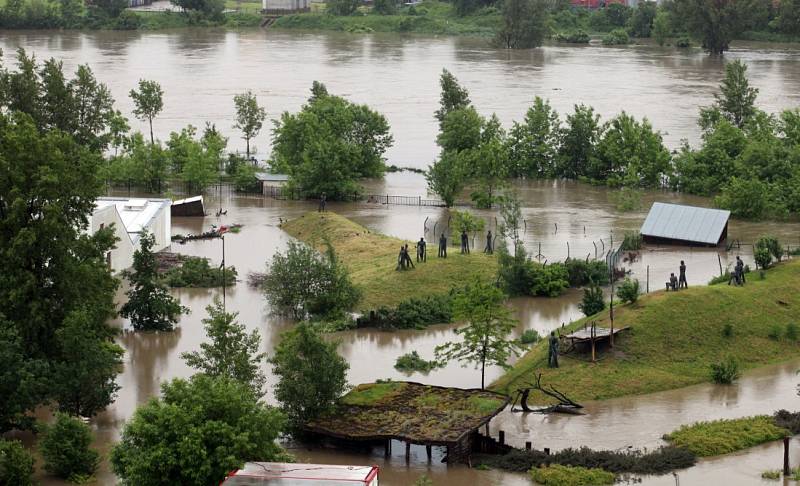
[221,235,226,311]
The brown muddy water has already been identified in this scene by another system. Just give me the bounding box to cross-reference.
[24,174,800,485]
[2,28,800,484]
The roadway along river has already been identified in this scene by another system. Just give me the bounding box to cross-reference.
[3,29,800,485]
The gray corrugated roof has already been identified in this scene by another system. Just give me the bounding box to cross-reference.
[255,172,289,182]
[640,202,730,245]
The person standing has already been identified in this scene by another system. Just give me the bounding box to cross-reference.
[318,193,327,212]
[417,237,426,262]
[460,230,469,254]
[404,244,415,269]
[484,230,493,254]
[678,260,688,289]
[736,256,746,284]
[438,233,447,258]
[548,332,559,368]
[669,273,678,290]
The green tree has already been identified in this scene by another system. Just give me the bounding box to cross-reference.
[434,69,471,127]
[373,0,397,14]
[579,284,605,317]
[168,124,226,192]
[233,90,266,160]
[437,106,484,153]
[616,278,640,304]
[40,413,99,480]
[327,0,360,15]
[261,241,361,319]
[700,60,758,130]
[714,176,776,219]
[673,0,759,55]
[0,327,47,432]
[506,96,561,178]
[180,299,267,395]
[269,322,349,428]
[652,9,670,46]
[111,374,286,486]
[426,150,468,207]
[775,0,800,35]
[628,1,657,37]
[0,112,118,430]
[51,309,124,417]
[120,232,187,331]
[557,104,602,179]
[591,112,671,187]
[129,79,164,144]
[0,439,34,486]
[435,281,523,389]
[495,0,550,49]
[670,120,746,194]
[470,118,509,208]
[271,82,393,199]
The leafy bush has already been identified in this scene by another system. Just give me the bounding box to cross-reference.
[774,410,800,435]
[0,439,34,486]
[520,329,540,344]
[579,285,605,317]
[610,187,643,212]
[786,322,799,341]
[556,30,590,43]
[40,414,99,480]
[602,28,629,45]
[475,445,695,475]
[530,263,570,297]
[768,324,783,340]
[394,351,439,373]
[722,323,734,338]
[709,265,750,285]
[762,469,781,480]
[676,36,692,47]
[619,231,643,251]
[665,416,789,456]
[754,246,772,270]
[327,0,360,15]
[162,256,237,287]
[616,278,639,304]
[358,294,454,330]
[529,464,615,485]
[564,259,609,287]
[756,236,783,263]
[449,210,485,244]
[710,357,740,384]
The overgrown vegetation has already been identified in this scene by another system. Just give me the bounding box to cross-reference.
[395,351,440,373]
[493,259,800,402]
[0,439,34,486]
[664,416,789,456]
[579,284,605,317]
[40,414,99,481]
[620,231,643,251]
[358,294,454,330]
[529,464,615,485]
[616,278,640,304]
[161,256,237,287]
[710,356,740,384]
[520,329,540,344]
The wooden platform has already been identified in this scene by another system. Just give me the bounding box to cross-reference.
[564,326,629,342]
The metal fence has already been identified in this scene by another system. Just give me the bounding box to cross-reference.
[364,194,445,207]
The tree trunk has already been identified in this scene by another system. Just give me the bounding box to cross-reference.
[149,118,154,145]
[246,137,250,160]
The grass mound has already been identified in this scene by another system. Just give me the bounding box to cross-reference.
[664,416,789,456]
[281,211,497,309]
[492,258,800,401]
[529,464,615,485]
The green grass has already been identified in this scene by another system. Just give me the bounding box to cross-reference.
[664,416,789,457]
[281,211,497,309]
[529,464,615,486]
[273,1,500,36]
[340,382,407,406]
[491,258,800,402]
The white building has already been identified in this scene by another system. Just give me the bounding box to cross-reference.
[90,197,172,273]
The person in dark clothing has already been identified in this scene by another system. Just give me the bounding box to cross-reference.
[396,245,406,270]
[460,230,469,254]
[548,331,559,368]
[403,244,415,269]
[438,233,447,258]
[318,193,327,212]
[669,273,678,290]
[678,260,688,289]
[417,237,426,262]
[484,230,493,254]
[737,257,746,284]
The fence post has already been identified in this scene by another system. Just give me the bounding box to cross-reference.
[646,265,650,293]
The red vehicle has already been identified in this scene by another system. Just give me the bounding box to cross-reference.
[222,462,380,485]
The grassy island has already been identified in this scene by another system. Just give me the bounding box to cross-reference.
[492,259,800,401]
[281,211,497,309]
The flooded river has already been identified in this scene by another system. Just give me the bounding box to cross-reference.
[3,28,800,485]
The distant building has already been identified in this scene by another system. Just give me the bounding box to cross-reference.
[640,202,730,246]
[261,0,310,13]
[255,172,289,196]
[90,197,171,273]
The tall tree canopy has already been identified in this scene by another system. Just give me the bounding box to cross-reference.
[129,78,164,144]
[674,0,760,55]
[700,60,759,130]
[233,90,266,159]
[495,0,550,49]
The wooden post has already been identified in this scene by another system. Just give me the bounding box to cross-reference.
[499,430,505,445]
[567,241,570,259]
[591,322,596,362]
[784,437,790,476]
[405,441,411,462]
[646,265,650,293]
[525,441,532,450]
[718,253,723,276]
[385,439,391,457]
[426,445,432,460]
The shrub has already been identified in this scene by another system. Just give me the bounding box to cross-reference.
[529,464,615,485]
[676,36,692,47]
[449,210,485,245]
[774,410,800,435]
[722,323,734,338]
[497,245,569,297]
[754,247,772,270]
[610,187,643,212]
[665,416,789,456]
[162,256,237,287]
[358,294,454,330]
[602,28,629,45]
[0,439,34,486]
[710,357,740,384]
[530,263,570,297]
[564,259,609,287]
[756,236,783,263]
[394,351,439,373]
[768,324,783,340]
[40,414,99,480]
[786,322,799,341]
[619,231,643,251]
[579,285,605,317]
[762,469,781,480]
[556,30,591,43]
[520,329,540,344]
[616,278,639,304]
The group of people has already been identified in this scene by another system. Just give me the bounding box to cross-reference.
[728,256,747,286]
[666,260,689,291]
[396,244,416,270]
[397,229,495,268]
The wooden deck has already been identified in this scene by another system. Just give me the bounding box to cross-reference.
[564,326,629,342]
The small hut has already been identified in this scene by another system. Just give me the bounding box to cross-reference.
[305,382,510,464]
[640,202,730,247]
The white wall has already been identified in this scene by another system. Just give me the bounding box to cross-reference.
[91,206,135,274]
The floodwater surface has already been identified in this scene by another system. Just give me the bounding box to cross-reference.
[3,28,800,485]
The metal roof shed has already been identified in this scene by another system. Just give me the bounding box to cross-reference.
[640,202,730,246]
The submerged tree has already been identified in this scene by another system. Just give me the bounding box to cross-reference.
[129,79,164,144]
[121,232,187,331]
[434,68,471,127]
[673,0,760,55]
[269,322,349,429]
[506,96,561,178]
[435,281,523,389]
[233,90,266,160]
[180,299,267,396]
[700,60,759,130]
[494,0,550,49]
